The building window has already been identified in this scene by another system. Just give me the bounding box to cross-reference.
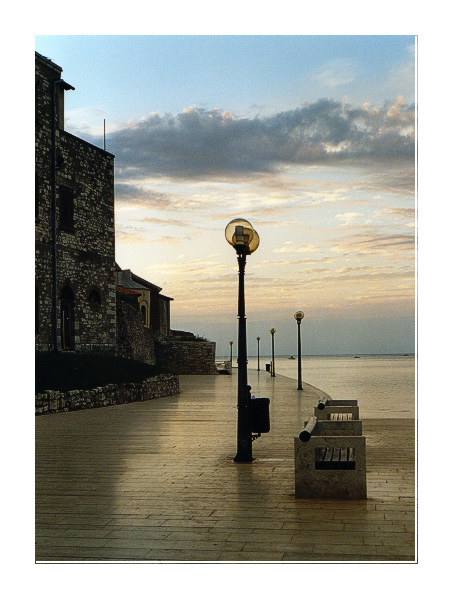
[59,186,74,230]
[141,304,146,324]
[87,287,102,313]
[88,289,101,303]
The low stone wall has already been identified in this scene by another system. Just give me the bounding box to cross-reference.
[35,373,179,415]
[155,338,217,374]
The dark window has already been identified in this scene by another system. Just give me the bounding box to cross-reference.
[88,289,101,303]
[59,186,74,230]
[141,304,146,323]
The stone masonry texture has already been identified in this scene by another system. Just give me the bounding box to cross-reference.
[155,337,217,374]
[35,52,116,355]
[35,374,180,415]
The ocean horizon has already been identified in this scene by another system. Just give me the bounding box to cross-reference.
[216,353,415,419]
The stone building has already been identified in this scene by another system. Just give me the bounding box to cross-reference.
[115,265,173,336]
[35,51,117,354]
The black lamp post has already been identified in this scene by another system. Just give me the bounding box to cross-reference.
[270,328,276,377]
[256,336,261,371]
[229,340,233,369]
[226,218,260,463]
[294,311,304,390]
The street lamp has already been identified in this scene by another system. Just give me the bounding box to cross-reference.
[256,337,261,371]
[225,218,260,462]
[229,340,233,369]
[270,328,276,377]
[294,311,304,390]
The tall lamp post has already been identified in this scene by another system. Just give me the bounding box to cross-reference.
[229,340,233,369]
[270,328,276,377]
[256,336,261,371]
[294,311,304,390]
[225,218,260,463]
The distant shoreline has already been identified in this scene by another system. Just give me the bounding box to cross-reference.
[216,353,415,359]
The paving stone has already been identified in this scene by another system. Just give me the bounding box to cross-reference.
[36,371,416,562]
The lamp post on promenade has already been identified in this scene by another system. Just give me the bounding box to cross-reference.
[225,218,260,463]
[256,336,261,371]
[229,340,233,369]
[294,311,304,390]
[270,328,276,377]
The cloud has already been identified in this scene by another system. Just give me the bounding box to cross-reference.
[374,207,415,220]
[115,182,210,211]
[139,216,191,227]
[97,98,415,183]
[335,212,361,226]
[274,242,321,254]
[331,231,415,258]
[311,59,356,89]
[115,228,148,244]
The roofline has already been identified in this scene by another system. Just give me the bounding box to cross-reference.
[130,272,162,292]
[35,51,63,73]
[62,129,115,158]
[116,285,141,296]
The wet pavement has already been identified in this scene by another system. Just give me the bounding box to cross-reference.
[35,370,415,562]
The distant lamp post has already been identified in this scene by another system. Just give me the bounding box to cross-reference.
[229,341,233,367]
[294,311,305,390]
[270,328,276,377]
[256,337,261,371]
[225,218,260,463]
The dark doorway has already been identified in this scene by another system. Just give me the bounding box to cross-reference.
[60,285,75,350]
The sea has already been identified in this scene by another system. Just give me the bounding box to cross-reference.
[220,354,416,419]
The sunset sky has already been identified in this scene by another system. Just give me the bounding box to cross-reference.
[35,34,416,356]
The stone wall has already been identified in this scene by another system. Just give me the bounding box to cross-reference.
[35,52,116,355]
[155,337,217,374]
[117,301,156,365]
[35,373,179,415]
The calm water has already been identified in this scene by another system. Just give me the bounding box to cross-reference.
[221,354,416,419]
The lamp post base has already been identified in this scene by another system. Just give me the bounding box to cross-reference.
[234,454,254,462]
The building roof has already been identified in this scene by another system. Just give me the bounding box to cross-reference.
[130,272,162,292]
[116,285,141,296]
[35,51,63,73]
[119,278,148,291]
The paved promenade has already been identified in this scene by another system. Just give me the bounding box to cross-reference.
[35,369,415,562]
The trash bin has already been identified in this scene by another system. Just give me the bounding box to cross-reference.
[265,363,271,372]
[250,397,270,433]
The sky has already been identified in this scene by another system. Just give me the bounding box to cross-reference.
[34,34,417,356]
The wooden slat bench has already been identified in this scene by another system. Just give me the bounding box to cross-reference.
[317,397,358,410]
[294,416,366,499]
[314,398,359,421]
[300,416,363,439]
[329,412,353,421]
[315,446,356,469]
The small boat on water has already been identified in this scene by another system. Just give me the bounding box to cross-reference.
[354,356,360,358]
[288,356,295,360]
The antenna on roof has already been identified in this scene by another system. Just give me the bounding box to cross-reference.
[103,119,106,151]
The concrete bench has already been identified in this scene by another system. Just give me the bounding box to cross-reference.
[294,416,367,499]
[314,398,359,421]
[300,416,363,439]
